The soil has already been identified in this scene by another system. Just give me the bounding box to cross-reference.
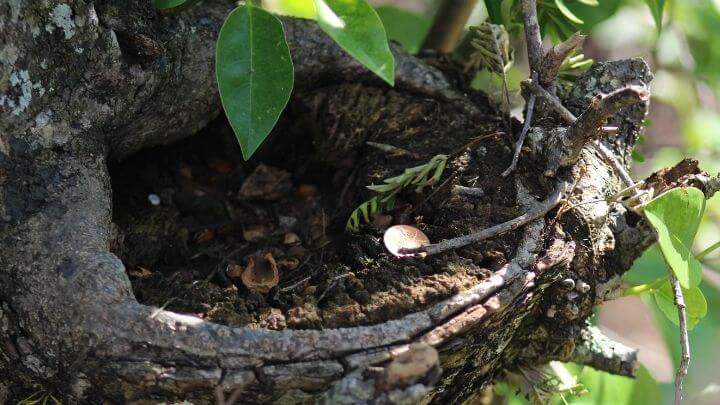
[109,87,527,331]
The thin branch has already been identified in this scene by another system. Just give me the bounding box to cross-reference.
[539,32,586,88]
[402,182,567,256]
[452,185,485,197]
[669,274,690,405]
[502,92,536,176]
[521,0,543,74]
[591,142,636,187]
[569,326,638,377]
[421,0,478,53]
[528,80,577,123]
[527,80,646,185]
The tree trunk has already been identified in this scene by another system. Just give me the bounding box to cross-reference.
[0,1,713,403]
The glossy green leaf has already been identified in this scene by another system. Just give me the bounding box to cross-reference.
[555,0,584,24]
[314,0,395,85]
[216,5,294,160]
[375,6,431,54]
[644,0,666,32]
[643,187,705,289]
[653,280,707,330]
[154,0,188,9]
[266,0,317,19]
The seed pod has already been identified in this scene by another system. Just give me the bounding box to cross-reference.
[383,225,430,258]
[241,253,279,293]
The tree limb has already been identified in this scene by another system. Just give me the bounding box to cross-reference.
[568,326,638,378]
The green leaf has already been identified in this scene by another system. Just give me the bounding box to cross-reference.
[631,150,645,163]
[265,0,317,19]
[216,5,294,160]
[154,0,188,9]
[314,0,395,85]
[375,6,431,54]
[643,187,705,289]
[644,0,665,32]
[555,0,584,24]
[653,281,707,330]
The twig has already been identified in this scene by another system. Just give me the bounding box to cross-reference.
[502,92,536,176]
[539,32,586,88]
[402,182,567,256]
[504,0,542,175]
[421,0,478,53]
[527,80,645,186]
[669,274,690,405]
[452,185,485,197]
[591,142,636,187]
[521,0,543,74]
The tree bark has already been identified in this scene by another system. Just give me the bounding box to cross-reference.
[0,1,711,404]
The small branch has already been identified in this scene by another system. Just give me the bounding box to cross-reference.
[669,274,690,405]
[591,142,636,187]
[502,92,536,177]
[452,185,485,197]
[539,32,586,88]
[421,0,478,53]
[569,326,639,377]
[403,182,567,256]
[531,82,648,174]
[528,81,577,123]
[568,86,649,145]
[560,86,648,168]
[521,0,543,74]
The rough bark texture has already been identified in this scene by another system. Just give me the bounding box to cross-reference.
[0,1,692,404]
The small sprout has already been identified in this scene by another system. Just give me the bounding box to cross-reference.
[383,225,430,258]
[381,343,439,388]
[241,253,279,294]
[282,232,302,247]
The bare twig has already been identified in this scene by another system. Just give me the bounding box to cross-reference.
[502,92,536,176]
[539,32,586,88]
[402,182,567,256]
[452,185,485,197]
[528,80,577,122]
[568,86,649,145]
[527,80,646,185]
[421,0,478,53]
[521,0,543,74]
[669,274,690,405]
[503,0,543,175]
[591,142,636,187]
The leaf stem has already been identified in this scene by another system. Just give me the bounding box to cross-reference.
[623,277,666,296]
[696,240,720,260]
